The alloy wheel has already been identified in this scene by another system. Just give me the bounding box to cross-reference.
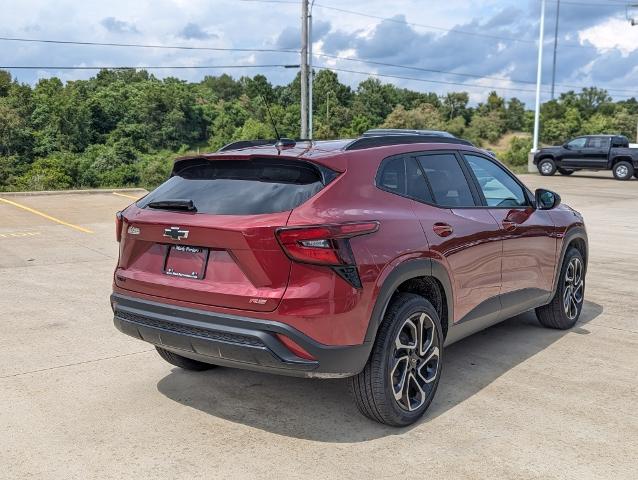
[616,165,629,178]
[390,312,440,412]
[563,257,584,320]
[541,162,553,175]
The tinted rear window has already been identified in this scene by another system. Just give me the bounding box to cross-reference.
[138,159,329,215]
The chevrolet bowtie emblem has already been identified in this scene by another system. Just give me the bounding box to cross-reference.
[163,226,189,240]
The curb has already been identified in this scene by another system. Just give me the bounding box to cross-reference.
[0,188,148,197]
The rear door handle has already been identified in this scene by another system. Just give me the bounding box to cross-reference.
[502,220,517,232]
[433,222,454,237]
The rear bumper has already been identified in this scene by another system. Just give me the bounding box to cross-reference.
[110,293,371,378]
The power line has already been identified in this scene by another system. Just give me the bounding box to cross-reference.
[553,0,627,6]
[3,34,633,93]
[314,65,637,98]
[315,52,638,94]
[315,65,540,93]
[2,63,634,98]
[311,2,608,50]
[2,37,635,95]
[240,0,618,50]
[0,64,298,70]
[0,36,299,53]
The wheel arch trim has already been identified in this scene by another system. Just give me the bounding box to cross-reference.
[551,226,588,297]
[364,258,453,344]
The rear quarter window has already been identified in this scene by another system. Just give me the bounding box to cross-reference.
[138,159,331,215]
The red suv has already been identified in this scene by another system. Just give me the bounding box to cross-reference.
[112,132,587,426]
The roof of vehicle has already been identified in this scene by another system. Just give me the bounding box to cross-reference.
[174,131,480,172]
[572,134,626,138]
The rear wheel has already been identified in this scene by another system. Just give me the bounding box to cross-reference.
[350,293,443,427]
[155,346,215,371]
[536,248,585,330]
[538,158,557,176]
[558,168,574,176]
[613,161,634,180]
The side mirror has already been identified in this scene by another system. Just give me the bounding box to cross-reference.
[535,188,561,210]
[562,143,570,149]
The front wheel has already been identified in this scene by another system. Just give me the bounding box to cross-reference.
[538,158,557,176]
[613,161,634,180]
[350,293,443,426]
[536,248,585,329]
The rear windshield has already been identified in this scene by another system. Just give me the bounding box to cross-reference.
[138,159,329,215]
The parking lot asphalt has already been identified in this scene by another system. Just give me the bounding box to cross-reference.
[1,173,637,480]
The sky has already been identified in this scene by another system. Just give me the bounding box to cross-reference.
[1,0,638,105]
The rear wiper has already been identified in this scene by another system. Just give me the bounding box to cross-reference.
[147,199,197,212]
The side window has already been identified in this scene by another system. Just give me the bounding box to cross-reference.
[567,137,587,149]
[464,155,528,207]
[585,137,609,149]
[416,153,476,207]
[377,156,431,203]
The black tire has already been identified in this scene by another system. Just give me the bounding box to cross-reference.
[350,293,443,427]
[155,346,215,371]
[538,158,557,176]
[535,248,585,330]
[613,161,634,180]
[558,168,574,176]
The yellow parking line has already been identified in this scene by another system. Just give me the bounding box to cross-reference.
[112,192,140,200]
[0,197,93,234]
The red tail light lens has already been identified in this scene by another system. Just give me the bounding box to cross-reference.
[115,211,123,242]
[276,222,379,266]
[276,334,316,360]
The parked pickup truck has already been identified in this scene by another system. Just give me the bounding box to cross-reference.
[534,135,638,180]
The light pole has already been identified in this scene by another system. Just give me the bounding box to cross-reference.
[530,0,546,173]
[308,0,316,139]
[300,0,309,139]
[550,0,560,100]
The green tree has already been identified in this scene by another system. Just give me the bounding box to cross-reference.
[382,103,445,130]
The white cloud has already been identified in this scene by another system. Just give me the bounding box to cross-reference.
[1,0,636,103]
[579,18,638,56]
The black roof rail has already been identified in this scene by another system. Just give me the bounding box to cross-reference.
[345,134,473,151]
[218,139,276,152]
[362,128,456,138]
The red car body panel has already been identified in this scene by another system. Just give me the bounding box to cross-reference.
[112,141,586,359]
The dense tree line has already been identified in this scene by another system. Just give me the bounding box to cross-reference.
[0,68,636,191]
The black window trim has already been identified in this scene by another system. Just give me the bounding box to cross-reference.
[374,153,434,204]
[459,150,534,209]
[375,149,535,211]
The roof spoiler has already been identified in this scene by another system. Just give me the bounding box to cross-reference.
[218,139,277,152]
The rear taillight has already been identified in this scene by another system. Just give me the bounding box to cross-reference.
[115,211,123,242]
[276,222,379,288]
[276,334,316,361]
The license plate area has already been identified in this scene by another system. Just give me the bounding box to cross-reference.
[164,245,209,280]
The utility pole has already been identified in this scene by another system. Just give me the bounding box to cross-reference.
[550,0,560,100]
[532,0,546,157]
[300,0,309,139]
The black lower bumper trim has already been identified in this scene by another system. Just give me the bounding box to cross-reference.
[111,293,372,378]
